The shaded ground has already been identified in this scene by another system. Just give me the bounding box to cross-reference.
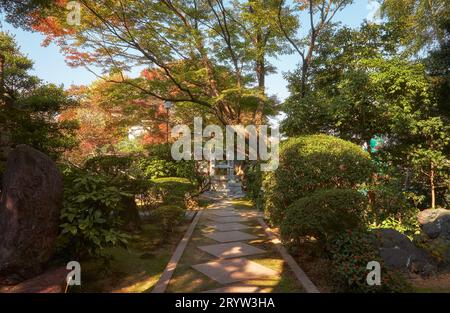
[68,222,189,293]
[409,271,450,293]
[292,242,450,293]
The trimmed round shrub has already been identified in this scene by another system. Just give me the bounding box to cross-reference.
[280,189,368,247]
[153,205,185,233]
[152,177,196,208]
[264,134,374,224]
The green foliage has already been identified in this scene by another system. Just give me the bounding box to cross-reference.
[127,144,205,186]
[0,31,39,97]
[376,214,421,240]
[152,205,185,234]
[139,158,177,179]
[84,155,134,175]
[380,0,450,55]
[59,168,131,258]
[0,0,54,29]
[364,169,421,238]
[84,155,154,198]
[407,117,450,208]
[14,0,293,124]
[281,23,400,141]
[282,21,449,209]
[414,233,450,265]
[115,138,146,154]
[0,32,79,159]
[152,177,197,209]
[82,155,201,213]
[146,143,172,160]
[264,135,373,224]
[280,189,367,248]
[328,230,412,293]
[137,157,202,183]
[425,16,450,119]
[1,104,79,159]
[244,162,264,210]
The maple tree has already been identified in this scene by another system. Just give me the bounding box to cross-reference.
[4,0,296,126]
[61,76,171,164]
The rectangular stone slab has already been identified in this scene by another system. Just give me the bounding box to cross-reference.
[197,242,265,259]
[210,204,234,210]
[192,258,278,285]
[208,216,248,223]
[210,211,240,217]
[202,284,272,293]
[206,222,250,231]
[204,230,257,243]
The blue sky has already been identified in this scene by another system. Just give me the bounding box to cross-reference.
[0,0,378,102]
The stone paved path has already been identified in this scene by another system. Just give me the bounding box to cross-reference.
[192,200,281,292]
[159,195,319,293]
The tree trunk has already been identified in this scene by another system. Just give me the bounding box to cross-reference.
[0,53,5,106]
[300,42,315,97]
[254,55,265,127]
[120,196,141,232]
[430,162,436,209]
[366,139,372,155]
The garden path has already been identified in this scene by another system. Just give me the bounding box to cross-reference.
[153,193,319,293]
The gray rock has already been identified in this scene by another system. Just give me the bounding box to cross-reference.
[379,247,410,269]
[375,228,436,274]
[422,222,442,239]
[419,209,450,240]
[418,208,450,225]
[441,217,450,241]
[0,145,63,282]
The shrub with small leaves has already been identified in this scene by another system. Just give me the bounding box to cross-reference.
[328,230,412,293]
[153,177,197,208]
[153,205,185,234]
[244,162,264,210]
[140,158,177,179]
[413,233,450,265]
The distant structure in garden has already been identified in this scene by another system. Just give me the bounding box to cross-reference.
[209,160,245,198]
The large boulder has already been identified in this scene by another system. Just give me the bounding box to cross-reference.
[375,229,436,275]
[417,209,450,267]
[418,209,450,240]
[0,145,63,283]
[418,208,450,225]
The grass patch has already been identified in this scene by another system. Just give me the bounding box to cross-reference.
[228,198,254,210]
[68,222,188,293]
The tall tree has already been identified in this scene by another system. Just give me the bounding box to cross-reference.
[6,0,291,126]
[281,23,400,144]
[281,23,449,208]
[276,0,353,97]
[380,0,450,54]
[0,32,78,161]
